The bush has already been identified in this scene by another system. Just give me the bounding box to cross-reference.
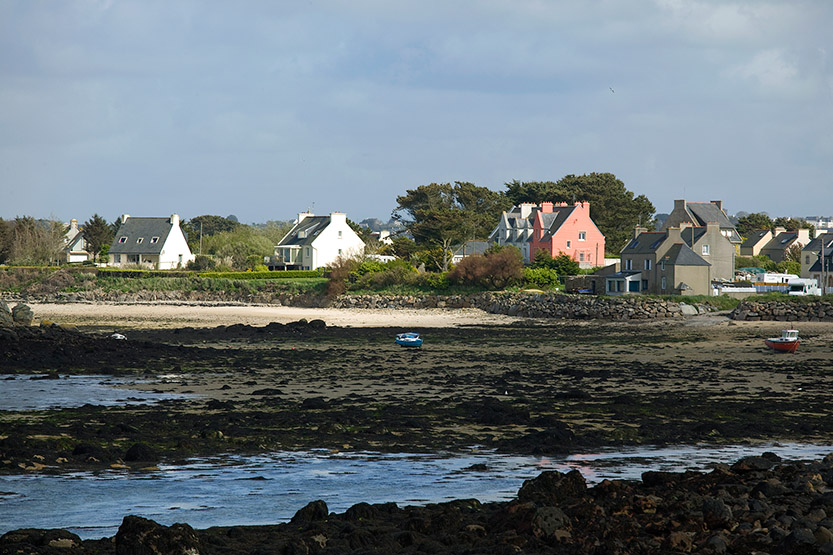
[187,255,216,271]
[523,267,560,289]
[532,250,580,275]
[448,249,523,289]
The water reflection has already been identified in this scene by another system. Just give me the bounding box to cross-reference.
[0,375,195,411]
[1,443,831,539]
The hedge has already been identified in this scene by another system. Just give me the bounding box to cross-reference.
[197,270,320,280]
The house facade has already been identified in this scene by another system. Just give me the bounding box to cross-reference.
[108,214,195,269]
[759,228,811,263]
[529,202,605,268]
[739,229,772,257]
[801,233,833,293]
[489,203,537,263]
[662,199,742,248]
[272,212,364,271]
[607,224,724,296]
[63,219,91,263]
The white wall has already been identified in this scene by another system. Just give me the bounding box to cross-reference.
[158,215,195,269]
[310,213,365,269]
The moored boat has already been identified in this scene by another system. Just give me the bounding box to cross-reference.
[764,329,800,353]
[395,332,423,348]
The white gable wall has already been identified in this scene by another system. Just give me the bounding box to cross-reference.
[310,213,365,269]
[158,217,195,269]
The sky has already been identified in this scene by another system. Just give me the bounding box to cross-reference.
[1,1,831,226]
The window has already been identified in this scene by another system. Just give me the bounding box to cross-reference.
[150,237,159,244]
[642,279,648,290]
[608,280,615,292]
[644,259,652,270]
[566,240,571,249]
[305,247,310,257]
[338,249,342,255]
[579,252,585,262]
[660,261,665,271]
[136,238,144,244]
[702,244,710,255]
[661,276,667,290]
[624,259,633,270]
[578,231,586,241]
[338,230,343,239]
[114,254,121,263]
[118,236,127,243]
[806,255,811,264]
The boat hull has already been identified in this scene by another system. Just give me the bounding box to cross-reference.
[764,338,799,353]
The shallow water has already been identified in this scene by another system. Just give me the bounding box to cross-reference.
[1,443,831,539]
[0,375,195,411]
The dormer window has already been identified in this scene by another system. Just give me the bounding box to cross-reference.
[298,230,307,239]
[136,238,144,244]
[118,236,127,243]
[150,237,159,244]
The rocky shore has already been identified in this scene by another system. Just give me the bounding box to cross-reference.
[6,452,833,554]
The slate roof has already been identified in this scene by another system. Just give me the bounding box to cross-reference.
[622,232,668,254]
[762,232,798,251]
[538,205,578,240]
[277,216,332,247]
[741,229,771,249]
[660,243,710,266]
[109,217,174,255]
[666,201,742,242]
[805,233,833,272]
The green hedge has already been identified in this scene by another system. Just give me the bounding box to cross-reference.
[97,269,192,278]
[197,270,320,280]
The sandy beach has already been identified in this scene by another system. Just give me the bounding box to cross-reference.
[28,302,523,329]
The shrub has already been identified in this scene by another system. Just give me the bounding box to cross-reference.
[523,267,560,289]
[448,249,523,289]
[187,255,217,271]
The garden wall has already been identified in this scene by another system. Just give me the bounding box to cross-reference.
[730,299,833,322]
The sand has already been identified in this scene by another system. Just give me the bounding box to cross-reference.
[28,302,523,329]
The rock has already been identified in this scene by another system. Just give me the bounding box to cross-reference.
[517,469,587,505]
[115,515,202,555]
[776,527,817,553]
[732,455,776,472]
[0,529,83,551]
[124,443,159,462]
[11,304,34,326]
[0,301,13,327]
[679,303,699,316]
[703,497,733,529]
[530,506,570,538]
[291,500,329,524]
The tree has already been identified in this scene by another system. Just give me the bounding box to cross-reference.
[82,214,113,262]
[735,213,774,237]
[505,173,655,252]
[785,243,803,264]
[9,216,66,265]
[447,248,524,289]
[182,215,242,253]
[532,250,580,276]
[0,218,11,264]
[774,217,814,234]
[393,182,511,271]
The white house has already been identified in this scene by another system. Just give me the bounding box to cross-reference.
[63,219,92,263]
[108,214,195,269]
[271,212,365,271]
[489,203,537,263]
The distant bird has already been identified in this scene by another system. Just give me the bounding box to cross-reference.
[610,87,615,93]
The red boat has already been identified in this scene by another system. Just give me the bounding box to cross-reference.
[764,329,800,353]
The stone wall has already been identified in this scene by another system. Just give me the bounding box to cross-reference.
[332,292,708,320]
[4,289,719,320]
[730,299,833,322]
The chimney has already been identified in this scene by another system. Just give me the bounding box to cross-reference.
[541,202,554,213]
[297,211,312,224]
[674,199,686,212]
[634,225,647,238]
[120,214,130,224]
[329,212,347,224]
[711,200,723,212]
[519,203,534,219]
[666,226,683,243]
[69,219,78,231]
[170,214,180,227]
[774,226,786,235]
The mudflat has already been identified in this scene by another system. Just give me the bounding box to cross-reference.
[3,302,833,475]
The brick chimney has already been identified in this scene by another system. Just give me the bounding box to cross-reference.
[541,202,554,213]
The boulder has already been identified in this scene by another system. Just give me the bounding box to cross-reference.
[124,443,159,462]
[12,304,34,326]
[517,469,587,505]
[290,500,329,524]
[115,515,202,555]
[0,301,12,327]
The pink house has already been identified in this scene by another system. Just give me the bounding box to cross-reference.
[530,202,605,267]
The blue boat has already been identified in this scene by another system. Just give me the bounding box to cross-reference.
[395,332,423,348]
